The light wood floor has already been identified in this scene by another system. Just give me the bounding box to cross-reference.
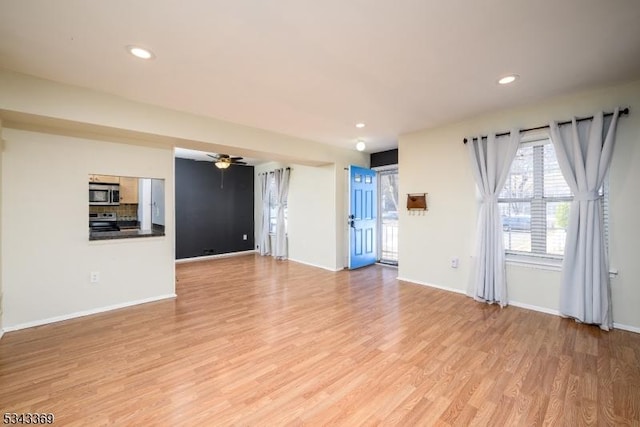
[1,255,639,426]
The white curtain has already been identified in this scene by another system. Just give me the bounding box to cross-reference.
[273,168,290,259]
[467,130,520,307]
[550,109,620,330]
[258,172,271,256]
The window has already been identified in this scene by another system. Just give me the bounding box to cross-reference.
[498,137,606,259]
[378,168,399,264]
[268,178,287,234]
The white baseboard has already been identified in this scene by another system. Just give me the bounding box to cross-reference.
[507,302,640,333]
[613,323,640,333]
[396,277,639,334]
[3,293,177,333]
[175,250,256,264]
[288,258,341,272]
[396,277,466,295]
[508,300,561,316]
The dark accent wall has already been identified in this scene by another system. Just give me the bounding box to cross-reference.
[175,158,255,259]
[370,149,398,168]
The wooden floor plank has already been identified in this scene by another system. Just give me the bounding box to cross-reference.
[1,254,639,425]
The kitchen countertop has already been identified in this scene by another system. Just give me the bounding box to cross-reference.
[89,228,165,241]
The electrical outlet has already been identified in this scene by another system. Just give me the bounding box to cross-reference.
[243,234,248,240]
[90,272,100,283]
[450,258,459,269]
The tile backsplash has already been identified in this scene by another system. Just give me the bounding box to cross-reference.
[90,204,139,221]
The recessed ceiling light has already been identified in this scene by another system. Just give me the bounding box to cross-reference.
[498,74,519,85]
[127,45,154,60]
[356,140,366,151]
[355,123,365,128]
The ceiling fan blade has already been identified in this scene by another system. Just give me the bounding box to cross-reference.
[230,156,244,161]
[234,161,248,165]
[207,154,220,160]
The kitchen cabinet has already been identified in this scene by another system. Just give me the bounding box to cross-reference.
[119,177,139,204]
[90,174,119,184]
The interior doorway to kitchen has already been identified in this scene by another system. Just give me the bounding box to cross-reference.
[378,168,399,265]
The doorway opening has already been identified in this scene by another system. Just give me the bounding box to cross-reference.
[378,168,399,265]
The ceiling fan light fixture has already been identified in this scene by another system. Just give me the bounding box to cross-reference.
[215,160,231,169]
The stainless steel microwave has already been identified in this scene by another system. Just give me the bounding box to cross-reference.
[89,183,120,206]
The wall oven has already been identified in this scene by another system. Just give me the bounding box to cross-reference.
[89,183,120,206]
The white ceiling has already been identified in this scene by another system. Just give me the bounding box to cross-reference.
[1,0,639,153]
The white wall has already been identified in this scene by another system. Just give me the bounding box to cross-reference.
[399,79,640,330]
[1,129,175,329]
[288,164,339,270]
[333,161,353,270]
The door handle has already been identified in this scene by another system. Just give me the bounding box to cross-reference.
[348,214,355,220]
[349,220,355,228]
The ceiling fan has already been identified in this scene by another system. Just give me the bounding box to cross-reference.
[207,154,247,188]
[207,153,247,169]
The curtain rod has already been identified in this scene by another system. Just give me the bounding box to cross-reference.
[259,167,291,175]
[463,107,629,144]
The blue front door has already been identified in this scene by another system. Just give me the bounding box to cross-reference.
[348,165,377,269]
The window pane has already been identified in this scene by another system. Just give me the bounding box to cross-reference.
[544,143,572,198]
[269,178,276,233]
[500,146,534,199]
[284,206,288,234]
[268,176,287,234]
[269,210,277,234]
[380,171,399,263]
[500,202,531,252]
[546,201,569,255]
[497,137,608,260]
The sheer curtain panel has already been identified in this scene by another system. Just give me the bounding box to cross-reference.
[258,172,271,256]
[467,130,520,306]
[550,109,620,330]
[273,168,290,259]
